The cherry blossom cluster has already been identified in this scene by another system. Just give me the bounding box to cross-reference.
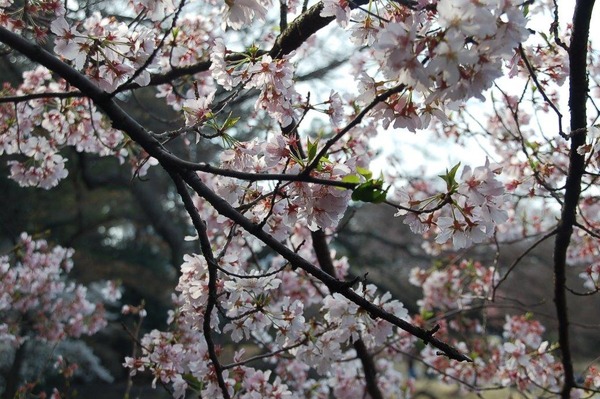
[127,239,600,398]
[0,67,128,188]
[408,260,498,311]
[417,315,566,395]
[125,221,417,398]
[210,41,300,126]
[0,233,120,397]
[408,261,600,397]
[0,233,113,346]
[2,0,599,397]
[199,129,359,233]
[323,0,530,132]
[0,0,65,38]
[51,13,160,90]
[394,159,508,250]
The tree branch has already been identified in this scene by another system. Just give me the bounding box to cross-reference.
[0,91,85,104]
[353,339,384,399]
[181,170,472,362]
[554,1,596,397]
[269,2,334,58]
[170,171,231,399]
[518,44,565,138]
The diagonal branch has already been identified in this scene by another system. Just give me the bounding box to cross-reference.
[518,45,565,138]
[269,1,334,58]
[180,170,472,362]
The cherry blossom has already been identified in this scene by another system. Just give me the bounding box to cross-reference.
[223,0,268,30]
[182,91,216,126]
[393,160,508,249]
[321,0,351,27]
[0,233,113,345]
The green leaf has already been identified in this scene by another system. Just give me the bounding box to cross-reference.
[222,115,240,130]
[525,312,534,320]
[183,373,203,391]
[341,174,360,184]
[438,162,461,192]
[290,152,305,167]
[526,141,540,151]
[220,132,239,148]
[421,309,435,320]
[351,179,388,203]
[528,159,539,170]
[447,162,461,181]
[307,137,319,162]
[356,166,373,180]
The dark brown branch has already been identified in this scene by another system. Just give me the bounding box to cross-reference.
[270,0,417,58]
[170,172,231,399]
[564,284,599,296]
[0,91,85,104]
[574,220,600,240]
[279,0,288,31]
[185,165,358,189]
[353,339,384,399]
[518,45,565,138]
[269,2,334,58]
[551,0,570,51]
[310,229,336,276]
[554,1,596,398]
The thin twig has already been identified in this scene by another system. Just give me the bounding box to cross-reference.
[518,45,565,138]
[301,84,406,176]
